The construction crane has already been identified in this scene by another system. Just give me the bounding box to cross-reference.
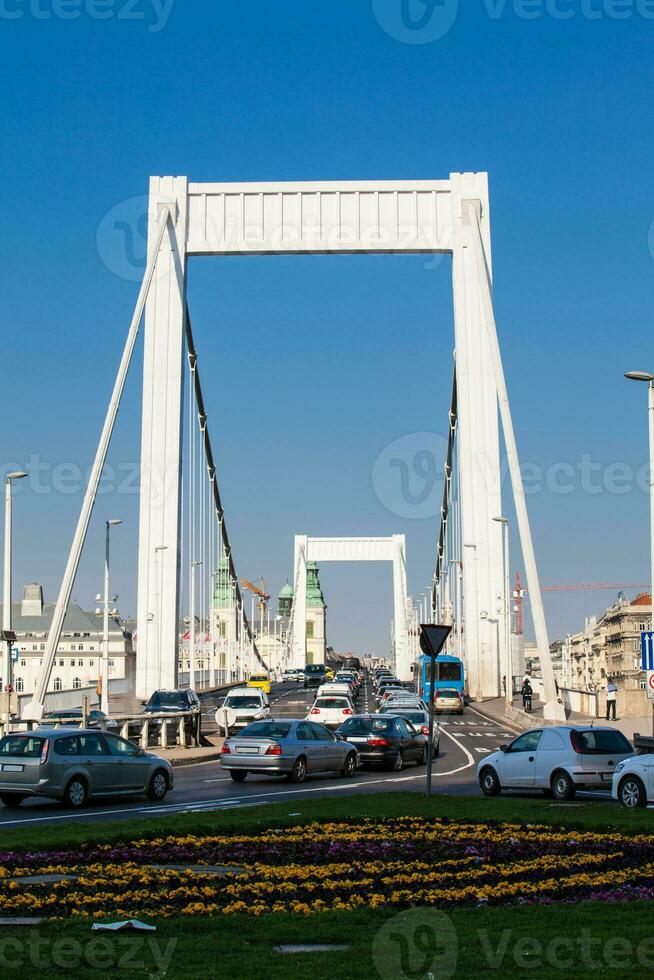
[513,573,649,635]
[240,577,271,626]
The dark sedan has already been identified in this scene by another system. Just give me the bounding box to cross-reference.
[335,714,426,771]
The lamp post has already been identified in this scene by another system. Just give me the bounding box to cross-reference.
[625,370,654,734]
[3,471,27,731]
[189,559,202,691]
[493,517,511,709]
[101,519,122,715]
[464,542,482,700]
[154,545,167,690]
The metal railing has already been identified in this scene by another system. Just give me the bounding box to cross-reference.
[22,708,202,750]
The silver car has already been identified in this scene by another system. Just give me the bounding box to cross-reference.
[219,718,359,783]
[478,725,633,801]
[0,728,173,809]
[215,688,271,734]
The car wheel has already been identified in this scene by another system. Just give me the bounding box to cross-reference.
[147,769,169,801]
[0,793,25,808]
[340,752,357,778]
[64,776,88,809]
[551,770,576,801]
[289,756,307,783]
[619,775,647,809]
[416,745,427,766]
[388,750,404,772]
[230,770,248,783]
[479,767,501,796]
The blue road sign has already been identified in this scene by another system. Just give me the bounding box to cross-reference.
[641,631,654,671]
[10,646,19,664]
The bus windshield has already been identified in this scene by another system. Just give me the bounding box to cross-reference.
[425,661,462,683]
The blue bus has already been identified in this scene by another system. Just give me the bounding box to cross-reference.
[418,654,466,702]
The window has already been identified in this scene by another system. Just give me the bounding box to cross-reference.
[78,645,84,652]
[296,723,315,740]
[309,723,334,741]
[539,730,566,751]
[72,677,81,690]
[20,659,26,668]
[508,731,542,753]
[31,645,37,651]
[104,735,139,757]
[571,730,632,754]
[77,734,108,756]
[55,735,78,756]
[108,659,115,668]
[58,660,64,668]
[238,721,291,739]
[53,678,62,692]
[15,678,24,693]
[306,622,314,639]
[0,735,44,757]
[78,660,84,667]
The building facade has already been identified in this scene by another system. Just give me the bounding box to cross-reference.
[552,592,651,718]
[0,583,132,695]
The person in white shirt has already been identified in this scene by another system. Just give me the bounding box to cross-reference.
[606,679,617,721]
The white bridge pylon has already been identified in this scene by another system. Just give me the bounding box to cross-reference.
[25,171,563,722]
[290,535,410,679]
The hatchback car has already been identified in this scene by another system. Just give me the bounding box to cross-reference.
[434,688,464,715]
[316,682,353,700]
[0,729,173,809]
[335,714,427,771]
[43,709,118,730]
[219,719,358,783]
[282,668,304,683]
[304,664,330,689]
[612,753,654,808]
[380,705,440,754]
[215,688,271,734]
[478,726,633,800]
[308,695,354,728]
[247,674,272,695]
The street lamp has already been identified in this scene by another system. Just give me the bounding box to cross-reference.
[493,516,511,709]
[101,519,122,715]
[625,370,654,733]
[189,559,202,691]
[3,471,27,721]
[463,543,482,700]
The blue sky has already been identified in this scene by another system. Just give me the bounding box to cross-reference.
[2,1,654,655]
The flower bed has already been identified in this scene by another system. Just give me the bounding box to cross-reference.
[1,817,653,918]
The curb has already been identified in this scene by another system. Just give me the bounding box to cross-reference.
[167,750,223,768]
[468,703,523,735]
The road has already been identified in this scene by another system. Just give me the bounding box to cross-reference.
[0,677,532,828]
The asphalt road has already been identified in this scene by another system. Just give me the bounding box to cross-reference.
[0,679,623,827]
[0,676,526,828]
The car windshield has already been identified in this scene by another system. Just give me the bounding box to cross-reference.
[225,696,262,708]
[238,721,292,739]
[573,730,632,754]
[305,665,326,674]
[147,692,185,708]
[249,676,268,683]
[339,718,393,735]
[400,711,426,724]
[0,735,44,757]
[315,698,350,708]
[437,689,460,699]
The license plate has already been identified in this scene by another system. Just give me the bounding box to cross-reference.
[236,746,257,754]
[1,764,24,773]
[346,737,367,743]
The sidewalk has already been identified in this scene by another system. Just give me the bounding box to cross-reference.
[473,695,652,742]
[153,734,225,767]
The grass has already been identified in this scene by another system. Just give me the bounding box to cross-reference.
[1,789,652,852]
[2,904,654,978]
[2,792,654,978]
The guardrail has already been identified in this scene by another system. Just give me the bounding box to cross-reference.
[22,709,202,750]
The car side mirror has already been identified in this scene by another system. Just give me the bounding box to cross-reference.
[500,744,508,753]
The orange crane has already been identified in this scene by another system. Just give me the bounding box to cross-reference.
[513,573,649,634]
[240,577,271,625]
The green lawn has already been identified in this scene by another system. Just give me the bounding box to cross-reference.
[1,790,652,852]
[2,904,654,978]
[2,793,654,979]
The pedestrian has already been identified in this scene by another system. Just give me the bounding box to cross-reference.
[521,677,533,713]
[606,679,617,721]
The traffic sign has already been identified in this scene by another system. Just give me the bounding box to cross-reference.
[10,646,19,664]
[647,671,654,700]
[640,631,654,671]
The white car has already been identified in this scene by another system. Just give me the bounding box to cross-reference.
[478,725,633,801]
[316,682,352,699]
[308,695,354,729]
[282,668,304,683]
[215,688,271,734]
[612,754,654,808]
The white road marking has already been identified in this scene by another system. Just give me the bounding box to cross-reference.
[474,747,492,754]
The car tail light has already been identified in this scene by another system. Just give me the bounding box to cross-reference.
[343,708,353,715]
[420,726,430,735]
[367,737,389,747]
[265,743,282,756]
[220,743,231,754]
[40,738,50,765]
[570,731,583,753]
[310,708,321,715]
